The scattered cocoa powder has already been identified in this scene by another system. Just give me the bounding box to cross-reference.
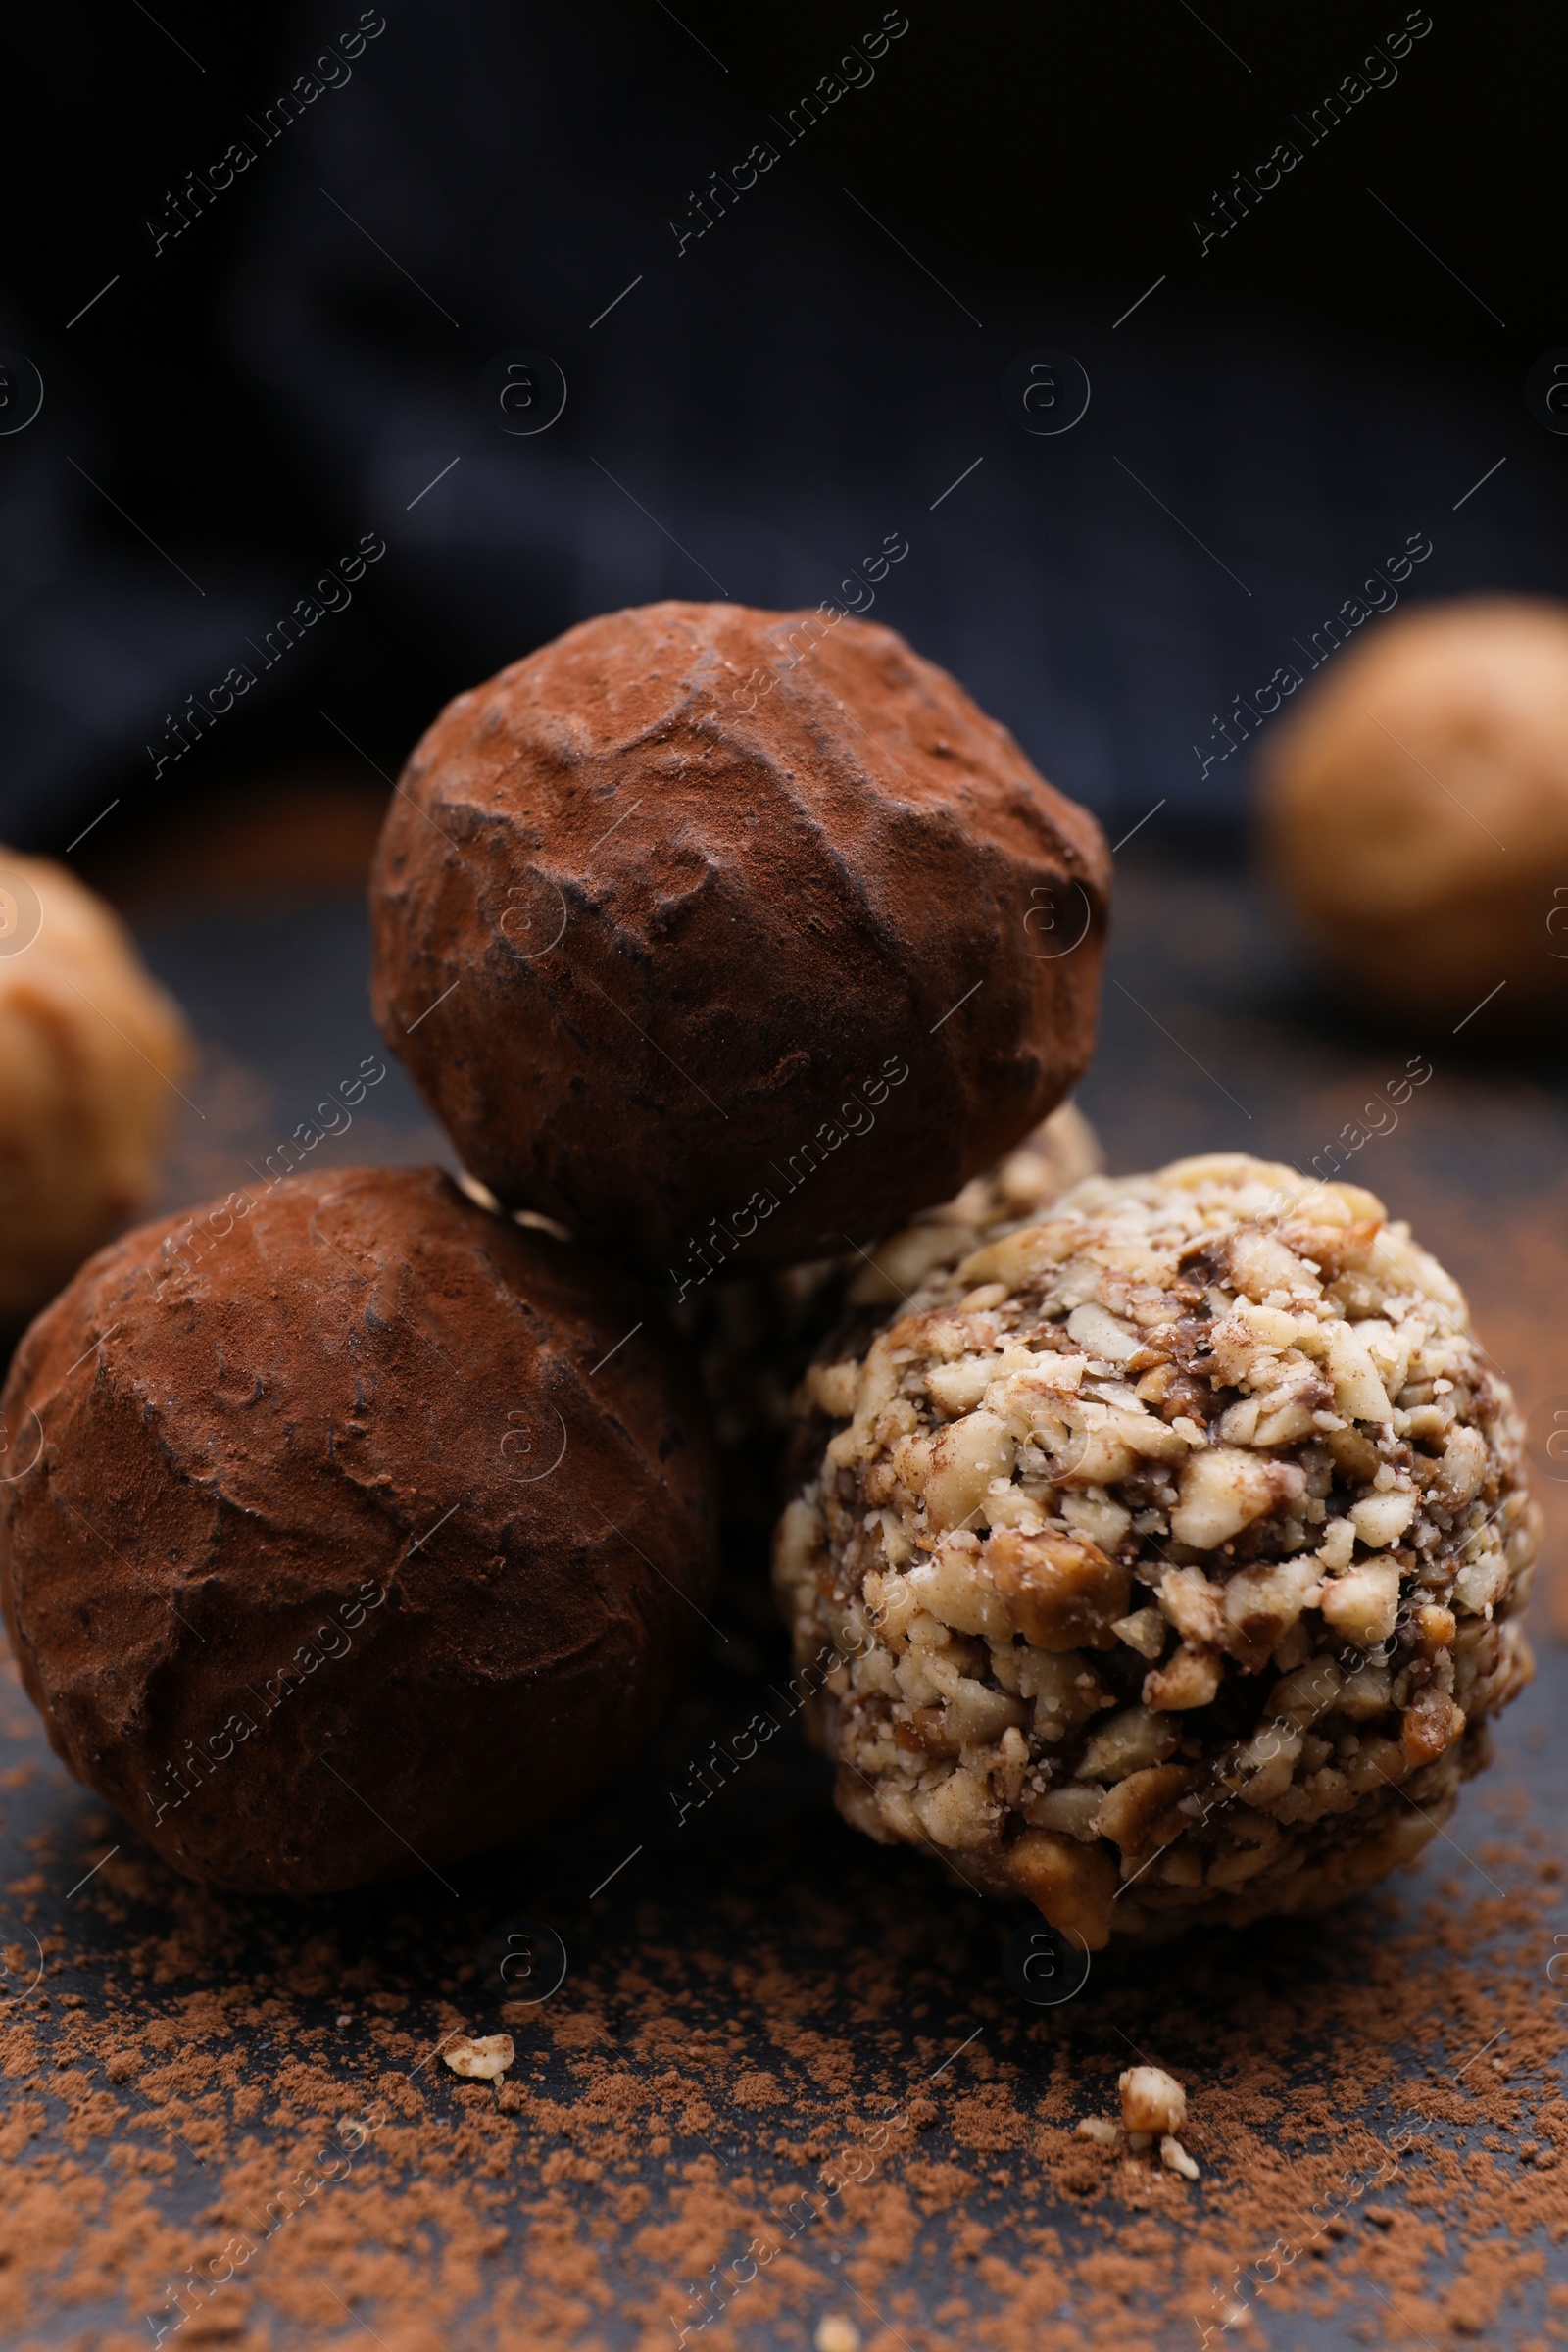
[2,862,1564,2346]
[0,1604,1564,2349]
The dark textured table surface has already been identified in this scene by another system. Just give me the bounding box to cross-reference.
[1,855,1565,2350]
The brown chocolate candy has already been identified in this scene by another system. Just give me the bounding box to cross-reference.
[0,1166,717,1893]
[369,602,1109,1287]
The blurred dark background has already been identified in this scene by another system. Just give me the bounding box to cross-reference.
[0,0,1562,880]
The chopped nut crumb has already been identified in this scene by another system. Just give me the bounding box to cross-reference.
[1074,2116,1122,2146]
[1119,2064,1187,2137]
[442,2033,515,2081]
[1160,2132,1200,2180]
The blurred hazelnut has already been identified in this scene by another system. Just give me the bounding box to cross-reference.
[1258,597,1568,1019]
[0,848,192,1323]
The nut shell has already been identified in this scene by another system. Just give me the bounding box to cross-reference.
[0,1165,718,1892]
[370,601,1109,1278]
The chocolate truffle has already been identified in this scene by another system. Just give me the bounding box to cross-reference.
[1259,597,1568,1018]
[829,1097,1103,1319]
[680,1099,1102,1568]
[369,602,1109,1282]
[0,1165,717,1893]
[775,1154,1536,1948]
[0,848,193,1325]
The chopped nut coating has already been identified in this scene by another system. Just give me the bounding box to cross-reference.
[775,1154,1537,1944]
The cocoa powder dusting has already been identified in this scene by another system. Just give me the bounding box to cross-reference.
[0,1607,1564,2349]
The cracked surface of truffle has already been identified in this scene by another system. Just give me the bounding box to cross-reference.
[774,1154,1537,1947]
[0,1165,718,1893]
[369,601,1109,1276]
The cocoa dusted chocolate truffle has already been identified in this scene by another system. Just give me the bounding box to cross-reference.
[1259,596,1568,1018]
[369,602,1109,1285]
[0,1166,717,1893]
[774,1155,1536,1948]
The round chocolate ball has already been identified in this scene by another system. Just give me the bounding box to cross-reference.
[1259,596,1568,1018]
[682,1099,1103,1570]
[775,1154,1537,1948]
[0,846,193,1327]
[0,1165,718,1893]
[369,602,1110,1283]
